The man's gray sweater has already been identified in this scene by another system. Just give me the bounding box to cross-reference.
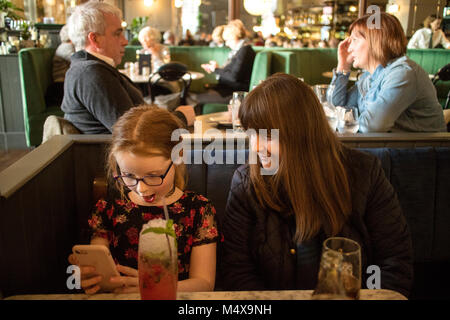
[61,50,145,134]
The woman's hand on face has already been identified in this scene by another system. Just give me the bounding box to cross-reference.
[68,254,102,295]
[110,264,139,294]
[337,38,354,72]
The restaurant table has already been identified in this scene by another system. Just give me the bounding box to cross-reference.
[5,289,406,300]
[186,112,248,144]
[119,69,205,84]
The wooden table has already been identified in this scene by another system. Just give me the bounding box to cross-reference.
[185,112,248,144]
[5,289,406,300]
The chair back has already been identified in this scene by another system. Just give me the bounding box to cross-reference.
[149,62,191,105]
[18,48,64,146]
[42,115,81,144]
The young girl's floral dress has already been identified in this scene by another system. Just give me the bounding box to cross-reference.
[88,190,219,280]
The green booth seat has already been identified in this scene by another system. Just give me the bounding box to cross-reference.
[202,103,228,115]
[406,49,450,109]
[201,50,273,115]
[18,48,64,147]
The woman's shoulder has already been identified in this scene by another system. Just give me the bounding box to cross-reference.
[233,164,250,183]
[381,56,418,81]
[341,146,380,174]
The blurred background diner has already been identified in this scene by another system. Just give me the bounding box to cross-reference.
[1,0,449,160]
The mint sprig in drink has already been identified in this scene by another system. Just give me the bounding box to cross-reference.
[138,218,178,300]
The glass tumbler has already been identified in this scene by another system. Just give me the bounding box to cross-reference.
[312,237,361,300]
[231,91,247,132]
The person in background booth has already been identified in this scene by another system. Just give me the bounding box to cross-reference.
[221,73,413,297]
[209,25,225,48]
[46,25,75,106]
[61,1,194,134]
[68,105,219,294]
[163,30,176,46]
[138,26,171,72]
[330,12,446,132]
[408,15,450,49]
[196,19,256,106]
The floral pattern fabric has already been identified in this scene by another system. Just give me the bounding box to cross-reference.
[88,190,219,281]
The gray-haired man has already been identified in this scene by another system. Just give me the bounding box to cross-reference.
[61,1,194,134]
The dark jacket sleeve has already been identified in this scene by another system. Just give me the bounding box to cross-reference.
[75,63,142,132]
[221,166,266,290]
[215,45,256,91]
[364,157,414,297]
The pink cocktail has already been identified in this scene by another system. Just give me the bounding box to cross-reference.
[138,218,178,300]
[138,256,177,300]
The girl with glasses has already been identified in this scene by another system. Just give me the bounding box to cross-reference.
[68,105,219,294]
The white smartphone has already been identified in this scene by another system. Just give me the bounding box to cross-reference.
[72,244,122,292]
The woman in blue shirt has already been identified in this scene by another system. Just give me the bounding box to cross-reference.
[330,12,446,132]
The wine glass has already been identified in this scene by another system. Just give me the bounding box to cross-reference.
[312,237,361,300]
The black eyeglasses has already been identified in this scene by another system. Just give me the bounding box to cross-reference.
[114,161,173,187]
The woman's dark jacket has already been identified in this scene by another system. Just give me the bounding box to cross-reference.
[214,44,256,96]
[220,147,413,297]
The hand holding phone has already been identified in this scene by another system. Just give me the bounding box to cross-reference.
[72,245,122,293]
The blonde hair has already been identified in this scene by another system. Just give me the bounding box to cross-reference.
[107,105,187,198]
[223,19,246,41]
[239,73,352,243]
[423,15,440,28]
[349,12,407,67]
[138,26,162,45]
[212,25,225,44]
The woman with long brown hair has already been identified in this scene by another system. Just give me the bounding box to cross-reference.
[221,73,413,297]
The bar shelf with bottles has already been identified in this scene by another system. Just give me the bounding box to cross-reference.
[283,1,358,43]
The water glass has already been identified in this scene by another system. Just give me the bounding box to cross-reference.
[162,48,171,64]
[313,84,329,104]
[323,105,338,132]
[326,84,335,107]
[231,91,247,132]
[336,107,359,134]
[142,66,150,77]
[312,237,361,300]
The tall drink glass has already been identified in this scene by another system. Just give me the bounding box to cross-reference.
[138,218,178,300]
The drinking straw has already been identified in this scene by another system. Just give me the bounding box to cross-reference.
[162,196,174,263]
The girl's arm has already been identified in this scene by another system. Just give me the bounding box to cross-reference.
[177,243,217,292]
